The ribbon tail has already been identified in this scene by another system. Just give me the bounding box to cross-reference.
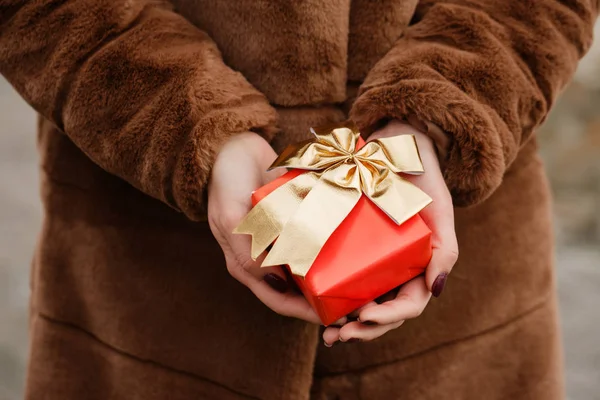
[233,172,320,260]
[262,165,362,277]
[367,174,433,225]
[268,139,315,170]
[373,135,425,174]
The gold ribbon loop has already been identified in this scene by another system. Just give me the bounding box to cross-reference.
[234,121,432,277]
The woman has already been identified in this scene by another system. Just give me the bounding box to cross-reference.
[0,0,597,399]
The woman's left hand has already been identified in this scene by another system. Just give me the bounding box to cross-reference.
[323,119,459,346]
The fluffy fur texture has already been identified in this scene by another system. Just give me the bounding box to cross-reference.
[351,0,598,206]
[0,0,278,220]
[0,0,597,399]
[173,0,352,106]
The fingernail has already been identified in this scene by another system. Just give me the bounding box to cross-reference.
[432,273,448,298]
[330,316,348,326]
[324,341,333,348]
[263,273,288,293]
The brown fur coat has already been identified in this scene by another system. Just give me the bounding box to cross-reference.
[0,0,597,398]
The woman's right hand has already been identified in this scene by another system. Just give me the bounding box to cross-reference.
[208,132,322,324]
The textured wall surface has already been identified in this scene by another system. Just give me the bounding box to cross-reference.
[0,24,599,400]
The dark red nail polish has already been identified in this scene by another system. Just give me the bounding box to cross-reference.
[281,266,302,294]
[432,273,448,297]
[264,273,288,293]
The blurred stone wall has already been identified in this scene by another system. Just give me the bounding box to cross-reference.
[0,23,599,400]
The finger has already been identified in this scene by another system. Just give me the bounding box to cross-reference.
[230,244,293,295]
[260,266,291,293]
[247,277,321,324]
[357,276,431,325]
[367,122,459,297]
[425,246,458,297]
[417,194,458,295]
[331,316,348,326]
[229,258,320,324]
[224,246,320,324]
[374,288,399,304]
[338,320,403,342]
[222,222,287,282]
[323,326,341,347]
[218,201,320,324]
[347,301,378,319]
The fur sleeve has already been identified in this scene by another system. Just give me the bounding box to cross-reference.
[350,0,598,206]
[0,0,278,220]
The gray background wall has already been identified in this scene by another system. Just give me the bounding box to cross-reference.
[1,23,599,400]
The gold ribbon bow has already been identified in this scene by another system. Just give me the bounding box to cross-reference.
[234,121,432,277]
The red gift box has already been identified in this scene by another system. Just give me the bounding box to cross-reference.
[251,138,433,326]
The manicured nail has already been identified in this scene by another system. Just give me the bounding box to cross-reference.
[432,273,448,297]
[324,341,333,348]
[263,273,288,293]
[330,316,348,326]
[361,320,377,326]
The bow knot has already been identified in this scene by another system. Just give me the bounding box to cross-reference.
[234,121,432,277]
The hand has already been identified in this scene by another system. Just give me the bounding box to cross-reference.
[208,132,321,324]
[323,119,459,345]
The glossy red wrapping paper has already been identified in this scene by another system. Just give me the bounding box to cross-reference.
[251,141,433,326]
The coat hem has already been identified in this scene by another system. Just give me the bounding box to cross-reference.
[34,312,260,400]
[316,294,552,377]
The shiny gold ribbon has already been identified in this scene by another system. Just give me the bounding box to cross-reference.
[234,121,432,277]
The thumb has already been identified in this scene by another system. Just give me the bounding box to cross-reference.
[417,190,458,298]
[425,246,458,297]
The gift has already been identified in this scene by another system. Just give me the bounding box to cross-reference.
[235,121,433,325]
